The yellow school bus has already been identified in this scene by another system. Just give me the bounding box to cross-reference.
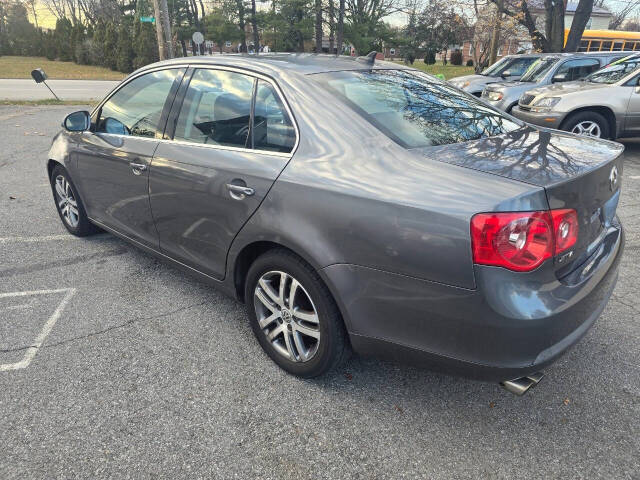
[565,29,640,52]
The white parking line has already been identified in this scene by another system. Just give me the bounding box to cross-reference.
[0,288,76,372]
[629,175,640,180]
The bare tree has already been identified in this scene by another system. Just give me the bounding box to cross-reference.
[250,0,259,51]
[315,0,322,52]
[608,0,640,30]
[336,0,344,54]
[328,0,335,52]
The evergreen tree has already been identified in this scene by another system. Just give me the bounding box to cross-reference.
[54,17,73,61]
[133,21,158,69]
[92,22,106,66]
[117,22,134,73]
[103,22,118,70]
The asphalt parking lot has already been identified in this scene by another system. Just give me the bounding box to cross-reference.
[1,105,639,479]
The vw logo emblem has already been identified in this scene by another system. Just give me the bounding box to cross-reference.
[609,165,619,191]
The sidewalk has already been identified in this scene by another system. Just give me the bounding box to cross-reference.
[0,79,119,101]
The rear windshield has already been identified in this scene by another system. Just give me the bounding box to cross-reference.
[313,69,521,148]
[520,57,559,82]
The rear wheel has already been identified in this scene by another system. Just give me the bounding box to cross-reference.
[562,111,610,139]
[50,164,100,237]
[245,249,349,377]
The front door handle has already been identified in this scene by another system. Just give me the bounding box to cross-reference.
[130,162,147,176]
[226,183,255,200]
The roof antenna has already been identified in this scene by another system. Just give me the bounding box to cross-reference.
[356,51,377,65]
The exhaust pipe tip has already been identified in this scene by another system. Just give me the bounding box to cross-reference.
[500,372,544,396]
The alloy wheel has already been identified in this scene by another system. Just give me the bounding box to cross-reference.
[54,175,79,228]
[253,270,321,362]
[571,121,602,137]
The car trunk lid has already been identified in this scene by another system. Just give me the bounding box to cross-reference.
[412,127,624,275]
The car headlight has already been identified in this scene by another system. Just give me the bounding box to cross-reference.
[531,97,561,112]
[486,91,503,101]
[455,80,470,89]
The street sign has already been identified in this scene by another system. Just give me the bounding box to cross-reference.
[140,16,155,23]
[192,31,204,45]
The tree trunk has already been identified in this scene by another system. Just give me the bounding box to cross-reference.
[315,0,322,52]
[488,0,502,65]
[565,0,594,51]
[159,0,174,58]
[237,0,247,52]
[336,0,344,55]
[251,0,259,52]
[328,0,335,53]
[151,0,166,60]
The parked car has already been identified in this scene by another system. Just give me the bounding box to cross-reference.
[481,52,631,112]
[48,55,624,395]
[449,54,541,96]
[512,54,640,139]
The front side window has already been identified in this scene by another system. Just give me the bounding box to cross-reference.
[555,59,600,81]
[314,69,521,148]
[253,80,296,153]
[97,69,180,138]
[174,69,254,148]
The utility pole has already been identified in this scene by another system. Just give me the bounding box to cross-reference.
[160,0,174,58]
[151,0,173,60]
[151,0,167,60]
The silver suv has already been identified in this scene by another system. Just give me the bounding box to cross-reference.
[449,54,541,97]
[512,54,640,139]
[482,52,631,112]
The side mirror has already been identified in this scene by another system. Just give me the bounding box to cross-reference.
[63,111,90,132]
[501,70,512,78]
[552,73,568,83]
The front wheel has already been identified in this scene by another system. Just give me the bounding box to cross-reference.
[50,164,100,237]
[562,111,610,139]
[245,249,349,378]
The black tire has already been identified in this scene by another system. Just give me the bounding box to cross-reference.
[562,111,611,139]
[50,164,100,237]
[245,249,349,378]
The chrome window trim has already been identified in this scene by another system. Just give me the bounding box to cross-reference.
[90,62,300,159]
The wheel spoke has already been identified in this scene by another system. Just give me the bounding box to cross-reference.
[258,311,280,329]
[278,272,287,306]
[55,181,65,199]
[295,322,320,339]
[267,324,285,341]
[288,278,299,309]
[283,330,297,360]
[258,277,281,307]
[255,287,277,313]
[293,331,308,361]
[293,307,318,324]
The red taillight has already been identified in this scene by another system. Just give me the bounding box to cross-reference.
[551,209,578,254]
[471,209,578,272]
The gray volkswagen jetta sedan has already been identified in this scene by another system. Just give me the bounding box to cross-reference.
[48,54,624,395]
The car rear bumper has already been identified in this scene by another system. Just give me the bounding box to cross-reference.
[323,222,623,382]
[512,106,565,129]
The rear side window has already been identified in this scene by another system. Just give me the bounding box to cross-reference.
[314,69,521,148]
[97,69,180,138]
[174,69,254,148]
[253,80,296,153]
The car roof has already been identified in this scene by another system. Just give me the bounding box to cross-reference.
[131,53,411,80]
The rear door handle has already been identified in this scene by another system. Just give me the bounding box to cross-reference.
[226,183,255,200]
[130,162,147,175]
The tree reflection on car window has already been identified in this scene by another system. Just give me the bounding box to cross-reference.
[314,69,523,148]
